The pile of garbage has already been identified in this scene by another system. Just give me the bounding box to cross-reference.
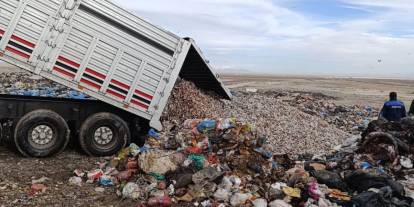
[0,72,89,99]
[69,117,414,206]
[163,81,349,155]
[285,92,379,134]
[233,90,379,134]
[162,80,224,123]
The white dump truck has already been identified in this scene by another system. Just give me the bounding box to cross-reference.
[0,0,231,157]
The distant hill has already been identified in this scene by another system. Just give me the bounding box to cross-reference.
[216,69,254,75]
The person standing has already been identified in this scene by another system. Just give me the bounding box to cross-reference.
[379,92,407,122]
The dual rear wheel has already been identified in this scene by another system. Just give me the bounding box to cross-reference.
[79,112,130,157]
[14,110,130,157]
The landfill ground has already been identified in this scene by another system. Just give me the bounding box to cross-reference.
[0,66,414,206]
[0,146,138,207]
[221,74,414,107]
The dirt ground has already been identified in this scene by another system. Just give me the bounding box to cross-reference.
[222,74,414,108]
[0,145,140,207]
[0,64,414,206]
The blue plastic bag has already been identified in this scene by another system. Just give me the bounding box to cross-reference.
[197,120,217,133]
[68,90,87,99]
[148,128,160,139]
[99,176,114,187]
[254,147,273,160]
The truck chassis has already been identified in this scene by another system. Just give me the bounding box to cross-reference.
[0,94,147,157]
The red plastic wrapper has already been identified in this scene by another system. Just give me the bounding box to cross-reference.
[157,181,167,190]
[147,196,172,207]
[28,183,47,196]
[31,183,47,192]
[308,181,321,200]
[87,170,103,183]
[127,160,139,170]
[186,146,203,154]
[117,170,134,182]
[207,154,219,165]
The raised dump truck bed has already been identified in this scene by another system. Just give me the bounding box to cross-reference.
[0,0,231,157]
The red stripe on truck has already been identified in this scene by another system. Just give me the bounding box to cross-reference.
[110,79,130,90]
[131,99,149,110]
[5,46,30,59]
[10,35,35,48]
[107,89,126,99]
[85,68,106,79]
[81,78,101,89]
[135,89,153,100]
[53,66,76,78]
[58,56,80,68]
[0,29,4,36]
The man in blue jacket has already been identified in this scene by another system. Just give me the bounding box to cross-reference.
[379,92,407,122]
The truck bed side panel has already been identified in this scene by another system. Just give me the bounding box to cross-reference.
[0,0,187,130]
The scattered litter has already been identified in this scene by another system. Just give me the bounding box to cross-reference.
[70,115,414,206]
[31,176,49,184]
[29,183,47,196]
[99,175,114,187]
[94,187,105,193]
[282,187,301,198]
[68,176,82,187]
[246,88,258,93]
[0,72,91,99]
[122,182,141,200]
[252,198,268,207]
[401,157,413,169]
[230,193,253,206]
[138,150,180,174]
[147,196,172,207]
[269,200,292,207]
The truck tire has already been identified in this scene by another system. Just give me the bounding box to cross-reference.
[79,113,130,156]
[14,110,70,157]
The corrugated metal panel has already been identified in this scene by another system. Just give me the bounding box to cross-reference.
[0,1,18,29]
[81,0,179,51]
[72,9,172,68]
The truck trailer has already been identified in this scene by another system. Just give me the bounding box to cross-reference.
[0,0,231,157]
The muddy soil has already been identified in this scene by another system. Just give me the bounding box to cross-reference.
[0,145,137,207]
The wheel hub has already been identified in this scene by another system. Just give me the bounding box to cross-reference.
[31,125,54,145]
[94,127,113,145]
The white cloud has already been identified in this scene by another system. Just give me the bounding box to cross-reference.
[112,0,414,77]
[343,0,414,9]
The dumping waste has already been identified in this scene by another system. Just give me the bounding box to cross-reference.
[69,116,414,206]
[0,73,406,206]
[164,81,350,155]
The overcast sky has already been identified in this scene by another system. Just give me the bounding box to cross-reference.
[112,1,408,77]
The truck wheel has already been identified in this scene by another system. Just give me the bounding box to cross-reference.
[14,110,70,157]
[79,113,130,156]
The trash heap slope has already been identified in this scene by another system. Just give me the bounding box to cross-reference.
[163,80,350,155]
[67,116,414,207]
[276,92,379,134]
